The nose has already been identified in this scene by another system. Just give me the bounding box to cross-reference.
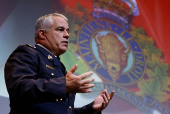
[64,30,69,39]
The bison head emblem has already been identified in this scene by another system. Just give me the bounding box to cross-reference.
[95,33,129,82]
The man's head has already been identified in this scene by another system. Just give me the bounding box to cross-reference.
[35,13,69,56]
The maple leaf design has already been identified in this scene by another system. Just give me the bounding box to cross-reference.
[131,25,170,103]
[146,68,170,92]
[146,54,168,77]
[64,5,82,41]
[63,3,93,42]
[161,76,170,92]
[136,78,170,102]
[75,2,93,21]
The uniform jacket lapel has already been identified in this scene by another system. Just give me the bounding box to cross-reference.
[34,45,60,66]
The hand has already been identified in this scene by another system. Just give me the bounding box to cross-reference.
[66,64,95,93]
[93,89,114,114]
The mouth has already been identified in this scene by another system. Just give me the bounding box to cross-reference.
[62,41,68,45]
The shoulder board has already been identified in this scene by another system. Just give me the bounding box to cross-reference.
[26,44,32,47]
[24,44,36,49]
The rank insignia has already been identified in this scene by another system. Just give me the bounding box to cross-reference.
[48,55,53,59]
[46,64,55,70]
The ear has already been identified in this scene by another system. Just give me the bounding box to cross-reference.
[38,29,46,40]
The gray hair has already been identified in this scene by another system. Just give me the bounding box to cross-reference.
[34,13,68,41]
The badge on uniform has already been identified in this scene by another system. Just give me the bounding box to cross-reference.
[46,64,55,70]
[48,55,53,59]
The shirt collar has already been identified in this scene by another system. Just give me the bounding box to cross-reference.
[36,44,59,59]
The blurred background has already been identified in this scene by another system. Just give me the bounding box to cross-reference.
[1,0,170,114]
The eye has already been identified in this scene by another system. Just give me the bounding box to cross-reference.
[66,29,70,34]
[57,28,64,31]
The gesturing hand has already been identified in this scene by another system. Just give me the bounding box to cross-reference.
[93,89,114,114]
[66,64,95,93]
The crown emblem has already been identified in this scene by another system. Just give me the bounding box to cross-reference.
[92,0,139,30]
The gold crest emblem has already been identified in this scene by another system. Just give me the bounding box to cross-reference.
[48,55,53,59]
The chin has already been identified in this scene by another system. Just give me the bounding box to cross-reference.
[59,49,67,55]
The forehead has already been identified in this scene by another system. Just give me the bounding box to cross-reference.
[52,16,69,28]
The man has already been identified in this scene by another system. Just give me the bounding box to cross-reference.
[5,13,114,114]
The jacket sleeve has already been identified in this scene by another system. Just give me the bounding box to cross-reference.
[73,102,102,114]
[4,45,66,106]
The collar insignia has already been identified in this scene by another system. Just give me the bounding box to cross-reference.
[48,55,53,59]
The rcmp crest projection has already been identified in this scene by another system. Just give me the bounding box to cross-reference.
[77,19,145,85]
[59,0,170,113]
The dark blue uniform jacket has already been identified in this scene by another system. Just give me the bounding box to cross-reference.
[5,44,95,114]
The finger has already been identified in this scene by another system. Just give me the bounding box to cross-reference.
[82,77,94,84]
[103,94,108,105]
[101,94,107,109]
[105,90,110,101]
[79,89,92,93]
[79,84,95,89]
[79,71,93,79]
[110,90,115,100]
[101,89,107,94]
[69,64,78,74]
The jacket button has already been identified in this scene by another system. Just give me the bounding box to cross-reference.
[69,106,72,110]
[51,73,54,76]
[60,98,62,101]
[56,99,58,102]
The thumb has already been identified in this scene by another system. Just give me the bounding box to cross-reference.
[69,64,78,74]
